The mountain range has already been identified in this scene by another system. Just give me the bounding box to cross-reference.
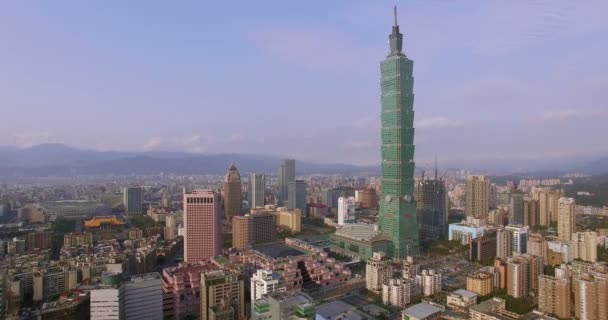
[0,144,606,178]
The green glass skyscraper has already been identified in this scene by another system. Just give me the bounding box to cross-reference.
[378,6,419,258]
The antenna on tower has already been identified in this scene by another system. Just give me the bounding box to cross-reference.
[434,155,438,181]
[393,5,398,27]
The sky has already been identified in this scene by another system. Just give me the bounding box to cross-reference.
[1,1,607,167]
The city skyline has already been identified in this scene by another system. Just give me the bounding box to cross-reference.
[1,1,608,167]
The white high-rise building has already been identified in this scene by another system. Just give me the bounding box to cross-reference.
[573,231,598,262]
[366,252,392,294]
[250,174,266,209]
[250,269,285,308]
[497,225,529,259]
[416,269,442,297]
[337,196,356,226]
[382,278,413,308]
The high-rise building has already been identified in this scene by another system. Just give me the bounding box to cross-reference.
[523,197,538,227]
[274,207,302,232]
[378,7,420,258]
[573,231,598,262]
[287,180,306,217]
[250,174,266,209]
[469,235,497,263]
[538,274,571,319]
[528,233,547,264]
[200,269,245,320]
[366,252,393,294]
[416,269,442,297]
[573,267,608,320]
[26,230,52,251]
[535,188,565,226]
[509,190,524,225]
[224,164,242,222]
[382,278,414,309]
[277,159,296,207]
[465,175,490,219]
[323,187,355,211]
[232,212,277,249]
[506,256,529,298]
[0,270,7,320]
[183,190,221,263]
[557,197,575,241]
[357,187,378,209]
[496,225,529,259]
[337,196,356,226]
[123,187,143,215]
[416,176,448,243]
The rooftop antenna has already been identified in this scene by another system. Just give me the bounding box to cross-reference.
[393,5,398,27]
[434,155,438,181]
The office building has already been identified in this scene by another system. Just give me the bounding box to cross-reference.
[277,159,296,207]
[573,231,598,262]
[416,176,448,243]
[90,282,123,320]
[357,187,378,209]
[224,164,242,222]
[250,174,266,209]
[287,180,306,216]
[466,271,494,296]
[232,212,276,249]
[366,251,393,294]
[184,190,221,263]
[465,175,490,219]
[123,187,143,215]
[538,274,571,319]
[323,187,355,211]
[377,8,420,258]
[337,196,356,226]
[123,273,163,320]
[470,235,497,263]
[200,269,245,320]
[509,190,524,225]
[558,197,575,241]
[449,221,486,245]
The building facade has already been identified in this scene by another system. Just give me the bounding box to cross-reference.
[184,190,221,263]
[557,197,575,241]
[123,187,143,215]
[287,180,306,217]
[250,174,266,209]
[232,213,277,249]
[416,177,448,243]
[224,164,242,222]
[337,196,356,226]
[465,175,490,219]
[277,159,296,207]
[377,9,420,258]
[200,269,245,320]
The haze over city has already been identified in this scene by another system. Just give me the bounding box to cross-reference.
[2,1,608,168]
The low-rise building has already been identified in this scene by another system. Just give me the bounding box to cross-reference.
[403,302,444,320]
[447,289,478,311]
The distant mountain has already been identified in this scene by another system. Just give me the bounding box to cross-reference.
[582,157,608,175]
[0,144,379,177]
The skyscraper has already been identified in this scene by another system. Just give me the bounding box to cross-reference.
[250,173,266,209]
[378,6,419,258]
[509,190,524,225]
[200,269,245,320]
[557,197,575,241]
[416,171,448,243]
[539,274,572,319]
[465,175,490,219]
[232,212,277,249]
[183,190,221,263]
[123,187,143,215]
[287,180,306,217]
[507,256,529,298]
[224,164,242,222]
[277,159,295,207]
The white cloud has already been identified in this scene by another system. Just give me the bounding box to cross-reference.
[142,137,162,150]
[540,109,608,121]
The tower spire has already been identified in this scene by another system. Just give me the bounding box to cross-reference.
[393,5,398,27]
[434,155,438,180]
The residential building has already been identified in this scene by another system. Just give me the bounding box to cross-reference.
[184,190,221,263]
[277,159,296,207]
[509,190,524,225]
[123,187,143,215]
[232,212,276,249]
[506,256,529,298]
[200,269,245,320]
[250,174,266,209]
[377,9,420,258]
[466,175,490,219]
[523,198,538,227]
[63,232,93,247]
[573,231,598,262]
[470,235,497,263]
[366,251,392,294]
[337,196,356,226]
[557,197,575,241]
[416,269,441,297]
[496,225,529,259]
[573,267,608,320]
[382,278,414,308]
[26,231,52,251]
[224,164,242,222]
[466,271,494,296]
[535,188,564,226]
[250,269,285,304]
[287,180,306,217]
[538,274,571,319]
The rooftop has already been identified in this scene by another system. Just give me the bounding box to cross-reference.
[451,289,478,299]
[252,242,308,259]
[315,300,369,320]
[403,302,444,320]
[84,216,125,228]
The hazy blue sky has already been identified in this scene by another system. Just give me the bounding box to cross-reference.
[1,1,607,166]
